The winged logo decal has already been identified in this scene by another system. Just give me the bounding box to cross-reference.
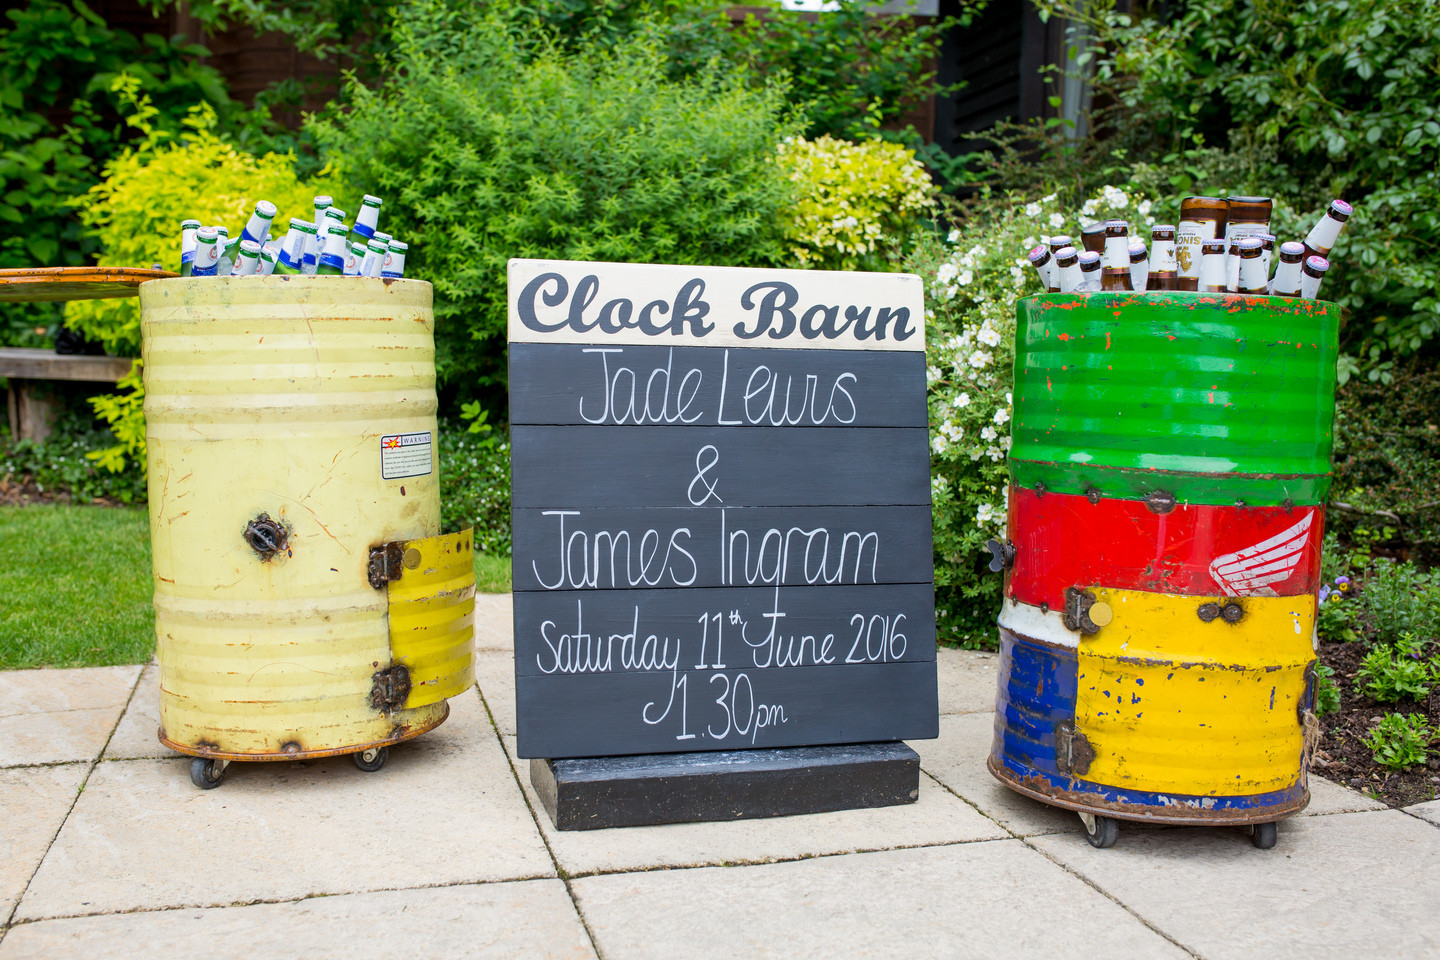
[1208,513,1314,596]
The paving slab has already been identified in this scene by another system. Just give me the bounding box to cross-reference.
[915,713,1077,837]
[501,734,1005,877]
[572,841,1190,960]
[1404,799,1440,827]
[937,647,998,715]
[0,665,140,767]
[1030,809,1440,960]
[1303,774,1389,816]
[0,765,85,923]
[474,650,517,736]
[15,688,552,921]
[474,592,514,652]
[0,880,595,960]
[102,663,169,761]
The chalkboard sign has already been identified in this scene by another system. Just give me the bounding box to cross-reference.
[509,259,937,759]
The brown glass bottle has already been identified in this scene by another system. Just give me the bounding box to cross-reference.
[1147,225,1178,291]
[1100,220,1133,291]
[1176,196,1227,291]
[1270,242,1305,297]
[1076,251,1102,291]
[1080,221,1107,254]
[1053,246,1081,293]
[1302,200,1353,260]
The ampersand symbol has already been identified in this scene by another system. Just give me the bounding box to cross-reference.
[687,444,723,506]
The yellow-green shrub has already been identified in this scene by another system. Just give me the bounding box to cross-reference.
[65,79,337,471]
[67,93,336,356]
[776,135,936,271]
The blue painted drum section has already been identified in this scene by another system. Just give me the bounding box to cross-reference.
[991,626,1308,819]
[992,627,1078,785]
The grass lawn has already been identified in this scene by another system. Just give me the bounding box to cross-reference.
[0,504,513,671]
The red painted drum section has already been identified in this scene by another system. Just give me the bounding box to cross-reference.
[1005,485,1323,610]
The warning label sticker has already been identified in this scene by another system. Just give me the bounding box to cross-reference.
[381,431,433,480]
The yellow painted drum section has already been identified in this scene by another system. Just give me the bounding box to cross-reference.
[142,275,471,758]
[1075,587,1315,797]
[388,527,477,708]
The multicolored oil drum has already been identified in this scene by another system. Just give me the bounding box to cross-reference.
[988,291,1339,847]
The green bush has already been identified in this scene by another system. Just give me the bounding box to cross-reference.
[1033,0,1440,366]
[1314,663,1341,717]
[907,182,1152,645]
[1356,635,1434,704]
[311,5,801,401]
[1357,559,1440,647]
[0,410,147,504]
[1365,712,1434,771]
[439,418,511,558]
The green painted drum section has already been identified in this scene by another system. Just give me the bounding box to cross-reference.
[1011,292,1339,507]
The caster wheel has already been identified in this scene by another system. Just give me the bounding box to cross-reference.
[1249,821,1278,849]
[1079,811,1119,849]
[353,746,389,772]
[190,757,228,790]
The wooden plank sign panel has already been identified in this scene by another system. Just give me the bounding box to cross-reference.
[509,258,937,758]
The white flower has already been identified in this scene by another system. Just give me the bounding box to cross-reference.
[1024,202,1042,218]
[981,425,998,441]
[926,365,941,385]
[1137,199,1153,218]
[993,407,1011,425]
[987,446,1005,461]
[977,326,1002,347]
[931,434,948,454]
[966,350,992,369]
[976,502,994,524]
[931,475,949,497]
[946,229,960,244]
[936,262,958,285]
[1048,212,1066,229]
[1005,392,1013,404]
[953,392,971,408]
[957,269,974,286]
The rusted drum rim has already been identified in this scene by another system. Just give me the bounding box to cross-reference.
[158,701,449,762]
[988,755,1309,826]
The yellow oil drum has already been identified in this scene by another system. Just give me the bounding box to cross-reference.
[140,275,475,788]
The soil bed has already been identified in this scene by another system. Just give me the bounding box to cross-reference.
[1312,637,1440,808]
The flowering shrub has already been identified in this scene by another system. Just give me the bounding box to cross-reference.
[909,183,1152,646]
[778,135,936,271]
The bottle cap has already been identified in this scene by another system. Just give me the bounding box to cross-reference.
[1237,237,1263,256]
[1151,224,1176,238]
[388,240,408,252]
[254,201,276,220]
[325,208,345,221]
[1028,245,1050,265]
[181,219,201,230]
[1329,199,1353,221]
[1054,246,1079,266]
[1279,241,1306,259]
[1078,251,1101,270]
[1128,242,1148,262]
[361,195,383,207]
[1304,256,1330,274]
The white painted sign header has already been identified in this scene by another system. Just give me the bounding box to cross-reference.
[507,259,926,352]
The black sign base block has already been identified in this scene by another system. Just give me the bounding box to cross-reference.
[530,742,920,831]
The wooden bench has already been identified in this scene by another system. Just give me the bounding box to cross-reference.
[0,266,176,442]
[0,348,135,442]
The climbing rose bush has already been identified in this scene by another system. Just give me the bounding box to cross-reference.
[911,184,1152,646]
[778,134,936,271]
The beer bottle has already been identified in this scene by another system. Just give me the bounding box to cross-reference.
[344,241,365,277]
[381,240,407,280]
[179,219,201,276]
[316,222,350,275]
[1080,221,1106,254]
[1042,235,1069,289]
[192,226,220,277]
[354,195,383,242]
[1235,238,1268,294]
[1076,250,1103,292]
[1225,236,1243,292]
[312,195,333,234]
[274,219,309,275]
[1300,256,1330,300]
[1176,197,1226,291]
[214,227,233,276]
[1047,235,1072,261]
[1128,241,1149,292]
[242,200,277,246]
[300,221,322,275]
[1054,246,1081,293]
[1028,245,1058,292]
[258,247,278,277]
[1101,220,1133,291]
[1147,225,1179,291]
[1269,242,1305,297]
[1198,238,1227,292]
[1302,200,1353,261]
[234,239,262,277]
[360,238,388,277]
[373,231,393,248]
[1224,195,1272,291]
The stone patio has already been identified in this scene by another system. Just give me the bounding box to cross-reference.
[2,594,1438,959]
